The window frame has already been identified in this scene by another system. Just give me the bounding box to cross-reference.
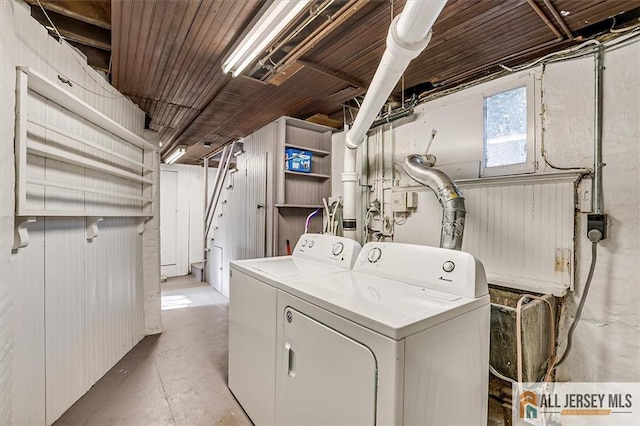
[481,73,537,177]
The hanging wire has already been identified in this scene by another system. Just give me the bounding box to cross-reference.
[36,0,122,99]
[36,0,64,43]
[305,209,320,233]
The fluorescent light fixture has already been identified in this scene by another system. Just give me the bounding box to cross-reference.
[165,145,187,164]
[222,0,310,77]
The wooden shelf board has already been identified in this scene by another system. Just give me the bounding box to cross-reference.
[284,170,330,179]
[275,204,324,209]
[284,143,330,157]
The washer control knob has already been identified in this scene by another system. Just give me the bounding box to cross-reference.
[308,240,315,248]
[367,247,382,263]
[442,261,455,273]
[301,239,307,247]
[332,242,344,256]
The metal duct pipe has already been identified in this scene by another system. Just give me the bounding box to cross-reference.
[404,154,466,250]
[341,0,448,239]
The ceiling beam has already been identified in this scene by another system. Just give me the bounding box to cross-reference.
[24,0,111,30]
[30,7,111,51]
[526,0,563,41]
[297,61,366,90]
[542,0,573,39]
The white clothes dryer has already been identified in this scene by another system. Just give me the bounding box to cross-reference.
[228,233,361,425]
[274,241,490,425]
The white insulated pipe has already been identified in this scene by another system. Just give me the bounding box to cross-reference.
[342,0,447,239]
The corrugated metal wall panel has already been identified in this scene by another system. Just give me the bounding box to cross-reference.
[1,2,148,424]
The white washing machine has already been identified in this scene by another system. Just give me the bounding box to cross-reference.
[228,234,362,425]
[274,242,490,425]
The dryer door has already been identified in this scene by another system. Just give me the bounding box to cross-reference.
[276,307,377,425]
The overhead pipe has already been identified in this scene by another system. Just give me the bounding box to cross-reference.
[403,155,466,250]
[342,0,448,239]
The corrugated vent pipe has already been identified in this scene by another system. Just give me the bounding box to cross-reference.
[403,155,466,250]
[342,0,448,239]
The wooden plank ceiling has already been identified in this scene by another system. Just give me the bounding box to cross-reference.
[33,0,640,164]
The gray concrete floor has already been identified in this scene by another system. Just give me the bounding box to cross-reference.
[54,275,252,426]
[54,275,503,426]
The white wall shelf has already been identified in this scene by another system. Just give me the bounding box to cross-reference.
[27,142,154,184]
[14,66,156,221]
[17,66,156,151]
[28,116,153,171]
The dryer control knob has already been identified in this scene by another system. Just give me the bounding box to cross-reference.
[301,239,307,247]
[332,242,344,256]
[442,261,455,273]
[367,247,382,263]
[308,240,315,248]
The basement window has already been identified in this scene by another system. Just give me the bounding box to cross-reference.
[482,77,536,176]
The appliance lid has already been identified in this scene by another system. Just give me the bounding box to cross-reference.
[230,256,349,290]
[279,270,489,340]
[245,256,347,277]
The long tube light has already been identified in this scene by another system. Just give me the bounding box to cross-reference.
[222,0,311,77]
[165,146,187,164]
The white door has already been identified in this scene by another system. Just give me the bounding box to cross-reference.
[208,243,223,293]
[276,307,377,425]
[160,170,178,276]
[245,153,268,259]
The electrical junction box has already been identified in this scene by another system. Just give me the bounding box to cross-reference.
[285,148,312,173]
[393,191,418,213]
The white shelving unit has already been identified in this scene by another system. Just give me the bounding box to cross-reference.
[13,67,156,248]
[14,67,156,219]
[274,117,332,255]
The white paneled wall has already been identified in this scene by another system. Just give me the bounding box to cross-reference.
[395,178,575,295]
[0,1,151,424]
[84,218,144,389]
[208,123,277,297]
[463,181,574,293]
[44,219,87,422]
